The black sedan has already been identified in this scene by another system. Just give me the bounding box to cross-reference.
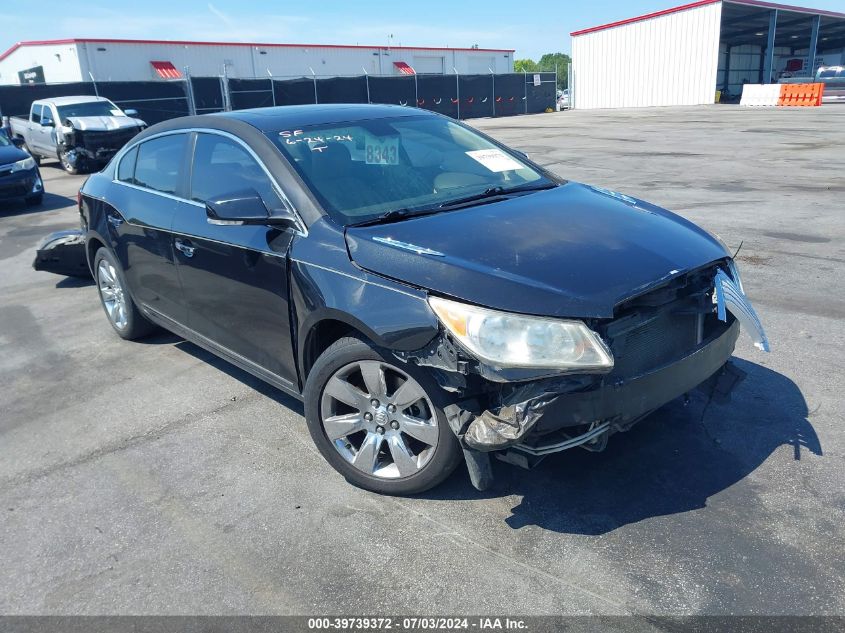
[79,104,768,494]
[0,132,43,206]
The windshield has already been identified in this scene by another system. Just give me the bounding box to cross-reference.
[56,100,123,120]
[0,132,10,147]
[266,115,552,225]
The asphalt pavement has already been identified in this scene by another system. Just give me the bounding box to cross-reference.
[0,105,843,615]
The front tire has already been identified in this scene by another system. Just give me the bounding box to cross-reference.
[93,248,156,340]
[59,148,81,175]
[304,337,462,495]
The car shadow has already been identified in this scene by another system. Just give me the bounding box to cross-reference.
[0,191,76,216]
[167,336,304,414]
[55,276,93,288]
[425,359,820,534]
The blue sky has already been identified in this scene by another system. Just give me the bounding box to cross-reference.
[3,0,845,59]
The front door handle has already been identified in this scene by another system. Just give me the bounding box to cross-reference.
[174,238,195,258]
[107,215,124,228]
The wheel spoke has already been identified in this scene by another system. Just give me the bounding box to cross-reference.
[391,378,426,410]
[387,434,418,477]
[100,286,116,301]
[397,413,438,446]
[98,264,114,285]
[360,362,387,399]
[323,412,366,440]
[352,432,382,474]
[324,376,368,410]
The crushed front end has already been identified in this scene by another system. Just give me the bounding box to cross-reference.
[58,123,144,170]
[396,261,768,490]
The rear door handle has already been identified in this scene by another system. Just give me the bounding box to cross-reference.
[174,238,195,258]
[107,215,124,228]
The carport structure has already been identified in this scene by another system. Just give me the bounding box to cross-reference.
[570,0,845,109]
[719,1,845,95]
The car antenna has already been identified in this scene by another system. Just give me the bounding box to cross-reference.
[733,240,744,259]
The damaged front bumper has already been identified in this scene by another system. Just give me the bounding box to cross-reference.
[400,264,768,491]
[32,229,90,277]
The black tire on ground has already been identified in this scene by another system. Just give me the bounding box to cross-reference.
[92,247,157,340]
[304,336,463,495]
[59,149,81,175]
[25,193,43,206]
[23,144,41,165]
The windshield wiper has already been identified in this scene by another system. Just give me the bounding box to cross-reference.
[437,181,558,210]
[349,206,443,228]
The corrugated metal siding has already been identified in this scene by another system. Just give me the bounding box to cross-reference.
[64,43,511,81]
[0,43,83,85]
[572,1,722,109]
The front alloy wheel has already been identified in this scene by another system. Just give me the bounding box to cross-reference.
[321,360,439,479]
[304,337,462,495]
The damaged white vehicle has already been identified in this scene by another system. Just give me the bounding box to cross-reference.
[10,96,146,174]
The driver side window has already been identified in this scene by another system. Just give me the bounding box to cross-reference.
[191,133,285,212]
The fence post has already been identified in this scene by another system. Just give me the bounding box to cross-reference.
[267,69,276,107]
[454,67,460,120]
[523,69,528,114]
[489,67,495,118]
[88,71,99,97]
[362,67,370,104]
[184,66,197,116]
[309,67,318,104]
[412,67,418,107]
[221,64,232,111]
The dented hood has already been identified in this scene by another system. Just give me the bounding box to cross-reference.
[64,116,143,131]
[345,182,730,319]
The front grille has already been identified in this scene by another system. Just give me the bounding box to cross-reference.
[599,263,731,379]
[78,127,139,152]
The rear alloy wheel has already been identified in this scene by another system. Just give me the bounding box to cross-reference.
[304,338,462,495]
[93,248,156,340]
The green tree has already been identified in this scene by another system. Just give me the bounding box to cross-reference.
[513,58,538,73]
[538,52,571,90]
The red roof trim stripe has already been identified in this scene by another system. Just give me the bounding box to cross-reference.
[570,0,845,37]
[570,0,721,36]
[0,38,514,64]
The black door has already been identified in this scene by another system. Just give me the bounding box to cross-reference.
[171,132,298,387]
[109,134,190,325]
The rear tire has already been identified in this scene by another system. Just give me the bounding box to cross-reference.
[93,248,156,340]
[23,143,41,165]
[304,336,462,495]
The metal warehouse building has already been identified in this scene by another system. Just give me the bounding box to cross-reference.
[0,38,514,85]
[570,0,845,109]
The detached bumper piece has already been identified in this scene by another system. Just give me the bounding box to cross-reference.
[32,230,90,277]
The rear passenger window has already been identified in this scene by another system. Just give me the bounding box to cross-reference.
[190,133,285,212]
[31,106,43,123]
[134,134,187,195]
[117,146,138,183]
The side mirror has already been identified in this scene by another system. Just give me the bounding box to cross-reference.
[40,117,54,127]
[11,136,24,148]
[205,189,296,227]
[124,109,139,117]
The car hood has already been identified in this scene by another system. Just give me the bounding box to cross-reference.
[63,116,143,131]
[0,145,30,166]
[345,182,730,319]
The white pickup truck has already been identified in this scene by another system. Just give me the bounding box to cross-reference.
[9,96,146,174]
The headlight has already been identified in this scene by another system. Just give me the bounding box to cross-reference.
[428,296,614,370]
[10,157,36,173]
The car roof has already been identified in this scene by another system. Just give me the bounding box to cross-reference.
[217,103,433,131]
[36,96,113,106]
